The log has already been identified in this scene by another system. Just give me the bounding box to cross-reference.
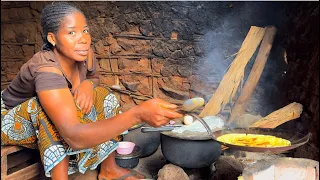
[200,26,266,118]
[228,27,277,124]
[249,102,303,128]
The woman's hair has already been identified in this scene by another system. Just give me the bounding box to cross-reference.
[40,2,84,51]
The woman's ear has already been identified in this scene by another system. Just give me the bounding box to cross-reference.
[47,32,56,46]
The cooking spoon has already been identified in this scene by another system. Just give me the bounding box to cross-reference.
[141,112,217,138]
[141,97,210,132]
[176,97,205,113]
[188,113,217,139]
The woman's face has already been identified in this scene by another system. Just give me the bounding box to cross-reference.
[55,11,91,62]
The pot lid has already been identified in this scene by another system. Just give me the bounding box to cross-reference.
[161,129,220,140]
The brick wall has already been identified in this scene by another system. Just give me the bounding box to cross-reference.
[1,1,252,111]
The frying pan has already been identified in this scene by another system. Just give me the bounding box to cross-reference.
[191,113,311,152]
[142,125,311,153]
[213,127,311,153]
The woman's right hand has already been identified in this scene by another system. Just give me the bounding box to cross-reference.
[133,98,183,127]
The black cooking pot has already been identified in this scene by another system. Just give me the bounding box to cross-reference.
[161,133,221,168]
[141,126,221,168]
[123,123,160,158]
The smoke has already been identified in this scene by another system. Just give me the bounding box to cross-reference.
[195,2,287,116]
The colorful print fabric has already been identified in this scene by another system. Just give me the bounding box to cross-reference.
[1,87,122,177]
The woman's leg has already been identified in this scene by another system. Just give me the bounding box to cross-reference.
[51,156,69,180]
[1,96,70,178]
[93,87,144,180]
[98,152,144,180]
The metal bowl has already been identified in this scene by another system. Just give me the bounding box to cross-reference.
[115,145,141,169]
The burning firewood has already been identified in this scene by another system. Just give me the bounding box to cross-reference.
[249,102,303,128]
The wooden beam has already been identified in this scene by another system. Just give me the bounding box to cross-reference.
[227,26,277,124]
[250,102,303,128]
[199,26,266,118]
[4,162,41,180]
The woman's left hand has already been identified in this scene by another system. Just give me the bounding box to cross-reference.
[73,80,94,114]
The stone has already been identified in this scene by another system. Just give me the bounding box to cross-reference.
[93,40,107,55]
[119,94,136,111]
[140,20,153,36]
[188,75,215,95]
[193,45,204,56]
[17,7,33,19]
[8,8,19,19]
[99,76,115,86]
[210,156,245,180]
[105,35,118,46]
[120,75,152,96]
[2,25,17,42]
[137,78,152,96]
[117,38,150,54]
[178,62,193,77]
[170,50,184,59]
[157,164,189,180]
[152,78,185,105]
[151,58,164,73]
[1,62,7,71]
[152,40,171,58]
[121,81,139,92]
[110,43,122,54]
[99,59,111,71]
[241,158,319,180]
[160,59,178,77]
[1,9,10,21]
[161,76,189,92]
[118,58,151,73]
[22,45,35,57]
[158,82,189,100]
[182,46,195,57]
[3,45,23,57]
[104,18,121,34]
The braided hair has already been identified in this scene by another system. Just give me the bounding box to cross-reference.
[40,2,84,51]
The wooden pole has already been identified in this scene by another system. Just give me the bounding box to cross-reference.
[199,26,266,118]
[227,26,277,124]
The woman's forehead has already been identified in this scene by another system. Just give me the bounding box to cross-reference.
[59,11,87,28]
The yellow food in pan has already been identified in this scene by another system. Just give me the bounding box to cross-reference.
[217,133,291,147]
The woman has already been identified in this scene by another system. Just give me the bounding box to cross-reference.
[1,2,182,180]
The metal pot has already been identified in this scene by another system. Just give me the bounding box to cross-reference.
[160,133,221,168]
[142,127,222,168]
[123,123,161,158]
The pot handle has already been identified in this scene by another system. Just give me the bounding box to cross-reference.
[141,126,177,133]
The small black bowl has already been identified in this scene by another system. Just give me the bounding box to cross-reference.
[115,145,141,169]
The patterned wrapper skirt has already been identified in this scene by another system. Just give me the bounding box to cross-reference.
[1,87,124,177]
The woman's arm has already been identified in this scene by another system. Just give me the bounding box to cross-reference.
[38,87,181,150]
